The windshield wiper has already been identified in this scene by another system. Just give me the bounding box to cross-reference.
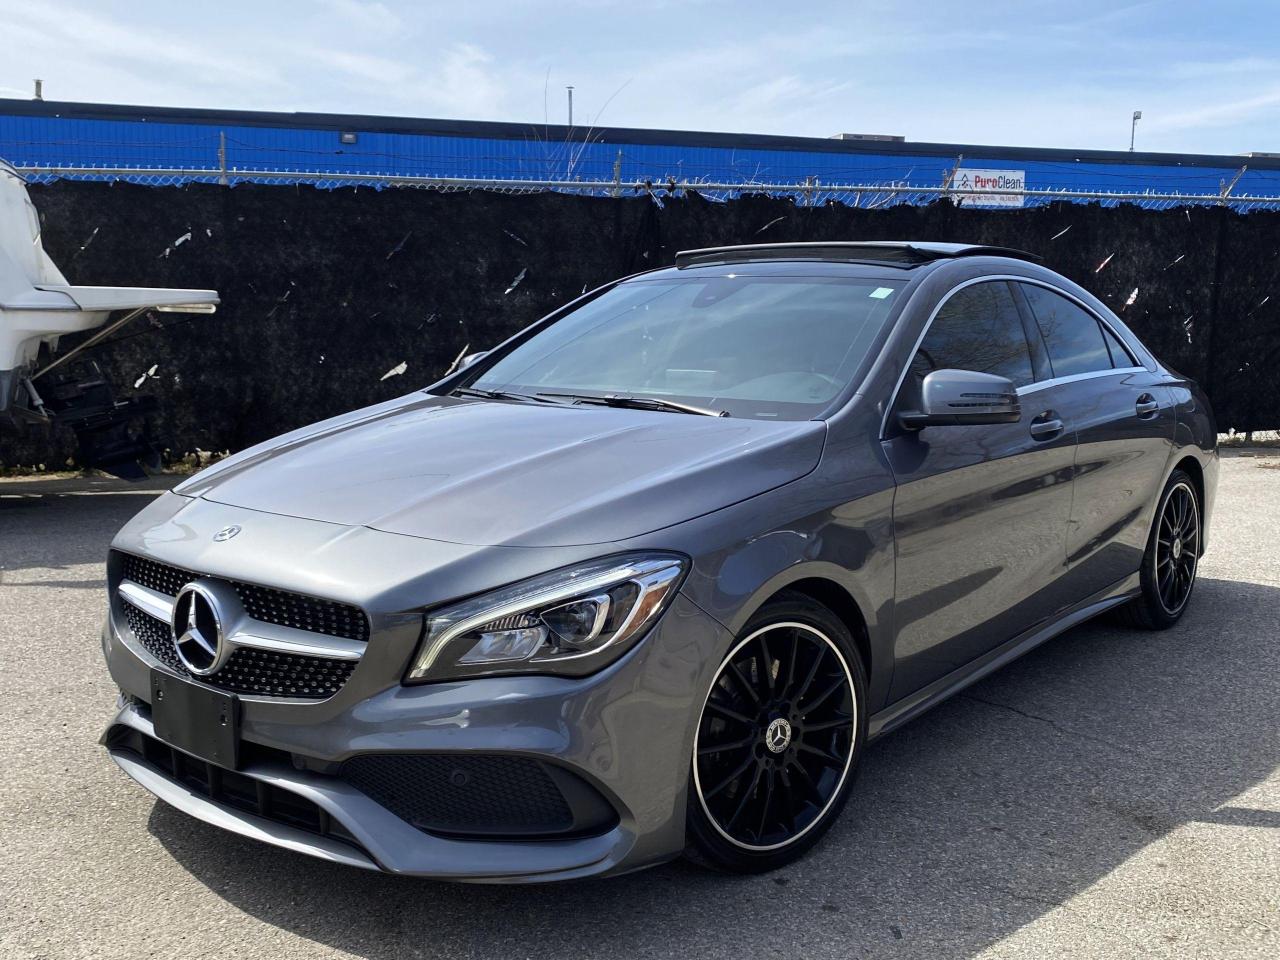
[448,386,554,404]
[536,392,730,417]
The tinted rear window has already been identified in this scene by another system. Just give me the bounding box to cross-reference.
[1021,284,1112,378]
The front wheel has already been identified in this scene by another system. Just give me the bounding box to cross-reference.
[685,594,867,873]
[1118,469,1201,629]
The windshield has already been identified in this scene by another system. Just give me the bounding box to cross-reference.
[470,274,905,420]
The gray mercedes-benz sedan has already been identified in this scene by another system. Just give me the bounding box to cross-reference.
[100,241,1218,881]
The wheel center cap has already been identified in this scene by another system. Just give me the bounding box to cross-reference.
[1172,537,1183,559]
[764,718,792,754]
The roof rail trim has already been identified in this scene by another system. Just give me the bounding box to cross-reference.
[673,241,1042,269]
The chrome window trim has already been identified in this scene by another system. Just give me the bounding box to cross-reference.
[880,273,1152,439]
[1015,366,1147,397]
[1014,276,1146,371]
[117,579,366,662]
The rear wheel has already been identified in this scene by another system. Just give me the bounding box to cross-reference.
[685,594,867,873]
[1117,469,1201,629]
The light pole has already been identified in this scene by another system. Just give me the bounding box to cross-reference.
[1130,110,1142,152]
[567,86,574,127]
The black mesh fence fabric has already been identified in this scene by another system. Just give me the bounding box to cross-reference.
[6,182,1278,467]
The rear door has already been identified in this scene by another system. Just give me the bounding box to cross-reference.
[882,280,1078,699]
[1012,281,1175,597]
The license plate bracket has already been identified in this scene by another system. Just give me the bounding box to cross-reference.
[150,670,241,769]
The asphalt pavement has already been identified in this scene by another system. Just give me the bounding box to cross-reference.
[0,455,1276,959]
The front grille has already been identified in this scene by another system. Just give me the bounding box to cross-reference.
[121,603,355,699]
[124,603,186,673]
[341,754,615,839]
[210,647,355,699]
[107,725,366,855]
[120,553,369,643]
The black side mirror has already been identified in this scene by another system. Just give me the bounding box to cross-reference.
[899,369,1021,430]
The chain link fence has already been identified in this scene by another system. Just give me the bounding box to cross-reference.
[13,163,1280,211]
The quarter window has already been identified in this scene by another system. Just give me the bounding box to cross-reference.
[911,281,1034,387]
[1020,284,1114,377]
[1100,323,1137,368]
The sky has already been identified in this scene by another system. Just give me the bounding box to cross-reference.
[1,0,1278,155]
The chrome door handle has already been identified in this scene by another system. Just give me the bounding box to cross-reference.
[1136,393,1159,418]
[1030,414,1064,441]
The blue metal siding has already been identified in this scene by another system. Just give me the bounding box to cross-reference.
[5,110,1280,204]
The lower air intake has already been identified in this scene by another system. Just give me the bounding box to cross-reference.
[341,753,617,840]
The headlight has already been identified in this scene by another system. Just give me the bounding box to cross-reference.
[405,554,688,683]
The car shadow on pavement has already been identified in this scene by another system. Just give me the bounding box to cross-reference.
[146,573,1279,959]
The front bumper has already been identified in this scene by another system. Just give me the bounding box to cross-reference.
[101,591,731,882]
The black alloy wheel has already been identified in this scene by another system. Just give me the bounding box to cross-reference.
[687,595,866,872]
[1118,469,1202,630]
[1155,480,1200,616]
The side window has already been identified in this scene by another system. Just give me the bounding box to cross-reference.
[1020,284,1113,377]
[1100,323,1137,368]
[910,281,1035,388]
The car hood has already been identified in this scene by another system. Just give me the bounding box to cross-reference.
[178,394,825,547]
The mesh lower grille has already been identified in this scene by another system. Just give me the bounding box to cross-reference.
[341,754,576,837]
[120,553,369,643]
[122,603,355,700]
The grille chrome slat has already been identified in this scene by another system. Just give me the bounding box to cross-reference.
[118,581,364,662]
[114,552,368,701]
[118,580,175,623]
[121,601,358,699]
[120,554,369,643]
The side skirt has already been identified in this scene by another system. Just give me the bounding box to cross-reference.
[867,572,1140,741]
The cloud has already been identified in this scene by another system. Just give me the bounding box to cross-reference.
[416,44,508,117]
[1,2,280,86]
[1145,87,1280,134]
[320,0,403,35]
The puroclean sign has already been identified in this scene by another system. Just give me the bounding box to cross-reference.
[953,168,1026,208]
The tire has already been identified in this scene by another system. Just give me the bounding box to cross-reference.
[685,592,868,873]
[1116,469,1201,630]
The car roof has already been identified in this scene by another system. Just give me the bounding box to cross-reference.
[673,241,1042,270]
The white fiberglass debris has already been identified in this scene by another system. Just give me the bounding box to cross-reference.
[173,232,192,247]
[380,361,408,381]
[1124,288,1139,307]
[133,364,158,389]
[1164,254,1185,270]
[504,230,529,246]
[1050,225,1072,240]
[756,216,786,235]
[504,268,527,295]
[1095,253,1115,273]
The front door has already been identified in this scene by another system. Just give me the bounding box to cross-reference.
[882,279,1077,700]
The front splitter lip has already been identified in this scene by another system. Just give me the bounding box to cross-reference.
[103,703,636,884]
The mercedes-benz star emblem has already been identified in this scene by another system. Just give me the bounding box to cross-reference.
[171,582,228,675]
[212,524,242,542]
[764,717,792,754]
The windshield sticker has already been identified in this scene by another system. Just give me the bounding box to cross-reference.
[870,287,895,299]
